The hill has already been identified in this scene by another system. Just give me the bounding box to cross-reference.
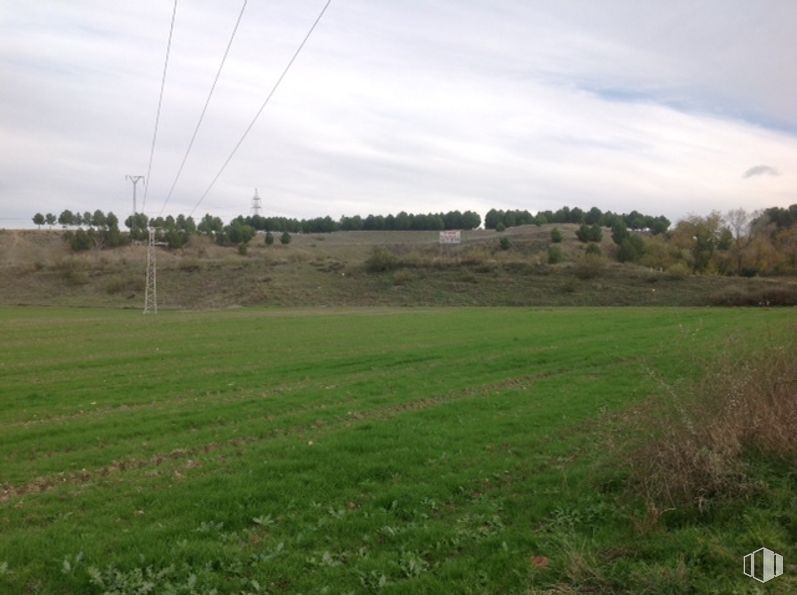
[1,225,795,309]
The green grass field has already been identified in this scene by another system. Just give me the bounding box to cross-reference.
[0,307,795,593]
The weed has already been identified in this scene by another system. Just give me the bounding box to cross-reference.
[624,340,797,512]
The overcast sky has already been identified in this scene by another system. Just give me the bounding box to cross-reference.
[1,0,796,227]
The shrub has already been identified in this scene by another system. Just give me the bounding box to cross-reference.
[238,243,248,256]
[617,235,645,263]
[392,269,414,285]
[708,286,797,306]
[495,222,506,232]
[64,228,95,251]
[664,262,690,280]
[365,247,399,272]
[574,254,606,279]
[585,243,601,256]
[548,245,563,264]
[179,259,201,272]
[499,237,511,251]
[265,231,274,246]
[280,231,291,245]
[550,228,562,243]
[576,223,603,243]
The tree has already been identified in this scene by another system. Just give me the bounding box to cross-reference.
[92,209,106,228]
[585,206,603,225]
[265,231,274,245]
[65,228,94,251]
[550,228,562,243]
[499,237,511,250]
[617,235,645,263]
[280,231,292,245]
[58,210,75,228]
[611,220,629,245]
[45,213,56,228]
[32,213,45,229]
[495,222,506,232]
[106,212,119,229]
[576,223,602,243]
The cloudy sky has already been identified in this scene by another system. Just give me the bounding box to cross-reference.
[1,0,796,227]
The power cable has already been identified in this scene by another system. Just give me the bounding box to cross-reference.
[157,0,248,217]
[188,0,332,219]
[142,0,179,214]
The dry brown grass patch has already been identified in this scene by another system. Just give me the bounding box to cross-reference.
[624,340,797,513]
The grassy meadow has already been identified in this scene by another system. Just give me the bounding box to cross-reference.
[0,306,795,593]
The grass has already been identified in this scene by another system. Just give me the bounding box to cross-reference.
[0,307,795,593]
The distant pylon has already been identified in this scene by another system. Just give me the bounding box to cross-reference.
[126,175,145,214]
[144,227,158,314]
[251,188,262,217]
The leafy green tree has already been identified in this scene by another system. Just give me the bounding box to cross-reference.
[124,213,150,241]
[45,213,56,228]
[576,223,602,242]
[58,210,75,227]
[611,220,629,245]
[585,206,603,225]
[280,231,292,245]
[106,212,119,229]
[92,210,106,228]
[32,213,45,228]
[265,231,274,245]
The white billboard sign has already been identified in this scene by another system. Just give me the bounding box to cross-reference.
[439,230,461,244]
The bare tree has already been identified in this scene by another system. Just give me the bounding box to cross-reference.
[724,208,754,274]
[724,208,750,240]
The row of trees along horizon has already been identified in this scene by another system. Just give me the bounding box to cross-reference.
[32,204,797,276]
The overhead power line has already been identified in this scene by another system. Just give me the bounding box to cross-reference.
[189,0,332,219]
[142,0,179,215]
[158,0,249,217]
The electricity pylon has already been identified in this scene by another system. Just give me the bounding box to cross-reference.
[144,227,158,314]
[251,188,262,217]
[126,175,145,214]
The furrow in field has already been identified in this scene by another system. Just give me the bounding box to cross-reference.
[0,371,547,503]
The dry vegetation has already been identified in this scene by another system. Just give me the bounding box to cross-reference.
[1,226,796,308]
[623,338,797,514]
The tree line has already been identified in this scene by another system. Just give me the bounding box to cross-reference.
[234,210,483,233]
[485,206,670,234]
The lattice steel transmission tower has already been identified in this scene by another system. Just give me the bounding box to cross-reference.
[144,227,158,314]
[251,188,262,217]
[126,175,145,214]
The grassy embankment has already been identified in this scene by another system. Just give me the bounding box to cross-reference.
[2,227,796,308]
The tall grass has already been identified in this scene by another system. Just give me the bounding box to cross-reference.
[624,339,797,513]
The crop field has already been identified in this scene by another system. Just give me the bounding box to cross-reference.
[0,306,795,593]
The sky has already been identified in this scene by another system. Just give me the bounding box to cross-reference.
[1,0,796,227]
